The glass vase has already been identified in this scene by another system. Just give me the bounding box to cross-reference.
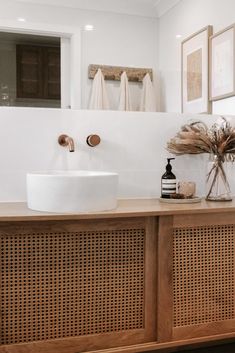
[206,154,232,201]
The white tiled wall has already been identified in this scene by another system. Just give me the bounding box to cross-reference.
[159,0,235,114]
[0,107,232,202]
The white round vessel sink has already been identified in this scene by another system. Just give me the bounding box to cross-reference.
[27,171,118,213]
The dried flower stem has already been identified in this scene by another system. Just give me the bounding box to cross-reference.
[206,156,230,200]
[167,117,235,200]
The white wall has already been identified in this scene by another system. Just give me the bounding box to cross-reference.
[159,0,235,114]
[0,1,158,110]
[0,107,234,202]
[1,1,235,204]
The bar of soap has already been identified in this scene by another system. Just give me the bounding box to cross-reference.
[170,193,185,199]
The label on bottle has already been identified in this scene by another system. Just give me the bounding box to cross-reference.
[161,180,177,195]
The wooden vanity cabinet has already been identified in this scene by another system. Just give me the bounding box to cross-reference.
[0,209,235,353]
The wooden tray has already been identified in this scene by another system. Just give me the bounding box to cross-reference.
[159,197,202,204]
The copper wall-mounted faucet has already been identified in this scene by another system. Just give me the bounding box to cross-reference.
[58,134,75,152]
[86,134,101,147]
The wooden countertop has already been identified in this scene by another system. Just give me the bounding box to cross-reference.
[0,198,235,221]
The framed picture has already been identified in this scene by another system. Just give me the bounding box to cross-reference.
[182,26,213,114]
[210,24,235,101]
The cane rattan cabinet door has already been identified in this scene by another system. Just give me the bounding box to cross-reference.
[172,214,235,340]
[0,217,157,353]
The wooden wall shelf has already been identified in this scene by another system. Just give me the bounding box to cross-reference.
[88,64,153,82]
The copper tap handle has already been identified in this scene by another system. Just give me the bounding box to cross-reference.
[58,134,68,147]
[58,134,75,152]
[86,134,101,147]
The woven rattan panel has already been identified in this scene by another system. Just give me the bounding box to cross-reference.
[1,228,145,345]
[173,225,235,328]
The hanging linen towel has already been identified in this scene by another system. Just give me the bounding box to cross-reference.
[118,71,133,111]
[89,68,110,110]
[140,73,157,112]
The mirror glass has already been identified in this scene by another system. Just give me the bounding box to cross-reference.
[2,0,233,115]
[0,32,61,108]
[0,0,157,111]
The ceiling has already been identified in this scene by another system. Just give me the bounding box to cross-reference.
[15,0,182,18]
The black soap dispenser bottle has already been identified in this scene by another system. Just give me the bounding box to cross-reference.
[161,158,176,198]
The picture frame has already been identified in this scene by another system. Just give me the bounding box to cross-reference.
[181,25,213,114]
[209,24,235,101]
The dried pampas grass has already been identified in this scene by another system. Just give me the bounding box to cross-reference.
[167,118,235,161]
[167,117,235,200]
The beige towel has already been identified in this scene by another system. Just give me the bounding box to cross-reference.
[118,71,133,111]
[89,68,110,110]
[140,73,156,112]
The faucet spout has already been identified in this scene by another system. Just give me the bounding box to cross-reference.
[67,136,75,152]
[58,134,75,152]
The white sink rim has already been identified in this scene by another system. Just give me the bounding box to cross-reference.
[28,171,118,177]
[27,170,119,214]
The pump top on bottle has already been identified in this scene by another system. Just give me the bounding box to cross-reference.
[161,158,176,198]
